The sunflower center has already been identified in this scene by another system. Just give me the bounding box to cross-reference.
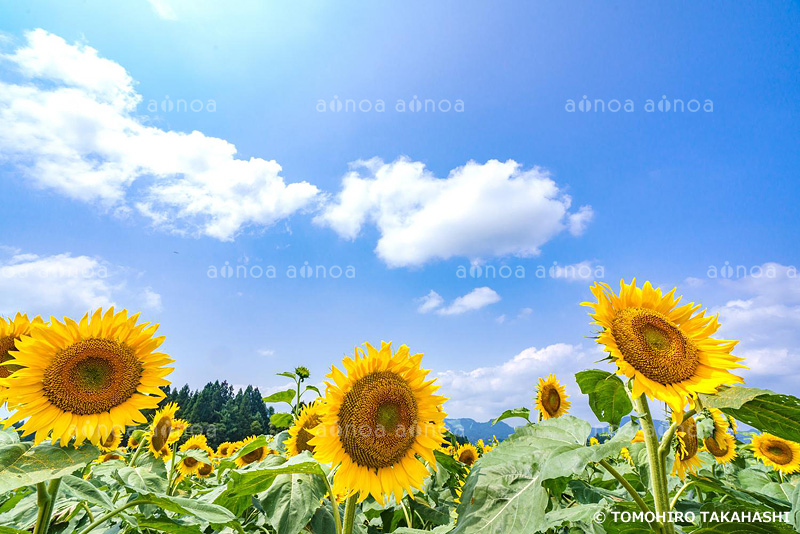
[459,449,478,466]
[542,386,561,416]
[764,440,792,465]
[0,336,21,379]
[676,418,698,460]
[705,432,728,457]
[151,416,172,451]
[296,414,321,454]
[338,371,419,470]
[242,447,265,464]
[42,338,142,416]
[198,463,213,476]
[611,307,699,385]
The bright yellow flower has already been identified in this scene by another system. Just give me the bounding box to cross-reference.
[148,403,180,458]
[286,399,325,457]
[178,434,213,476]
[535,374,570,419]
[455,443,479,466]
[310,342,447,504]
[589,437,599,446]
[0,313,44,403]
[631,430,645,443]
[2,308,173,446]
[98,427,124,452]
[671,414,702,480]
[751,433,800,474]
[234,435,273,468]
[620,447,633,465]
[216,441,234,458]
[584,280,746,411]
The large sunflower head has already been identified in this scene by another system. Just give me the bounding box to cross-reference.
[535,374,570,419]
[148,402,180,456]
[233,435,273,468]
[671,414,703,480]
[455,443,479,466]
[286,399,325,457]
[751,433,800,474]
[178,434,213,476]
[1,308,173,446]
[309,342,447,504]
[583,280,746,411]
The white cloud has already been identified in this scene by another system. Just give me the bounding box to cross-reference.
[437,343,590,421]
[0,250,162,317]
[697,263,800,391]
[417,287,500,316]
[0,29,320,241]
[147,0,178,20]
[258,349,276,357]
[316,157,592,268]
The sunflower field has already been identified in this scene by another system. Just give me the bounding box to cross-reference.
[0,280,799,534]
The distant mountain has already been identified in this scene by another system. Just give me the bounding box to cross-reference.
[445,417,515,443]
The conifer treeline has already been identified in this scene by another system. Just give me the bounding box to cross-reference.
[158,381,276,448]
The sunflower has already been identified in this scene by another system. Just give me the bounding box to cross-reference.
[751,433,800,474]
[287,400,325,456]
[703,431,737,464]
[234,435,273,467]
[97,453,124,463]
[620,447,633,465]
[178,434,214,476]
[149,403,180,458]
[98,427,124,452]
[583,280,746,411]
[455,443,479,466]
[671,414,703,480]
[0,314,44,391]
[309,342,447,503]
[127,429,146,449]
[631,430,645,443]
[196,462,214,478]
[216,441,234,458]
[1,308,173,446]
[535,374,570,419]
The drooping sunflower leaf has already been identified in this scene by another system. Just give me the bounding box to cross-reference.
[0,442,97,493]
[270,412,294,428]
[510,415,592,445]
[260,467,328,534]
[263,389,296,405]
[576,369,633,427]
[61,474,114,510]
[722,393,800,443]
[699,386,772,410]
[115,465,168,495]
[225,453,326,498]
[492,407,531,426]
[144,494,236,524]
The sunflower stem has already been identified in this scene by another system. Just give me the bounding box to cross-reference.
[598,459,651,516]
[633,395,671,534]
[669,481,692,510]
[166,440,179,496]
[400,499,413,528]
[658,409,696,463]
[75,498,154,534]
[127,436,146,466]
[342,494,358,534]
[33,478,62,534]
[320,471,342,534]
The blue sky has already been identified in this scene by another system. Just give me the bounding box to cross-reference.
[1,0,799,421]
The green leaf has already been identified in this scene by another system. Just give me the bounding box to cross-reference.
[790,483,800,531]
[226,453,327,498]
[0,429,20,445]
[145,494,236,524]
[271,412,294,428]
[433,450,463,475]
[576,369,633,427]
[276,371,297,379]
[61,474,114,510]
[541,503,606,532]
[263,388,296,404]
[492,407,530,425]
[0,442,97,493]
[510,415,592,445]
[136,517,205,534]
[260,467,328,534]
[0,526,30,534]
[304,385,322,397]
[722,393,800,442]
[699,386,772,410]
[115,465,168,494]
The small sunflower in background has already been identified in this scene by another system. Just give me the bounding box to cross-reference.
[589,437,599,446]
[620,447,633,465]
[216,441,234,458]
[286,400,325,456]
[702,409,737,464]
[97,453,124,463]
[196,462,214,478]
[0,313,44,403]
[1,308,174,446]
[631,430,645,443]
[583,280,746,411]
[98,427,124,453]
[149,403,180,459]
[178,434,214,476]
[455,443,479,466]
[751,433,800,474]
[234,435,273,467]
[127,429,146,450]
[671,414,702,480]
[310,342,447,504]
[535,374,570,419]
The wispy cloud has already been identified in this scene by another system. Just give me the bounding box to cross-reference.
[417,287,501,316]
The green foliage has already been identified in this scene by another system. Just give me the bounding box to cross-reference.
[575,369,633,428]
[0,441,97,493]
